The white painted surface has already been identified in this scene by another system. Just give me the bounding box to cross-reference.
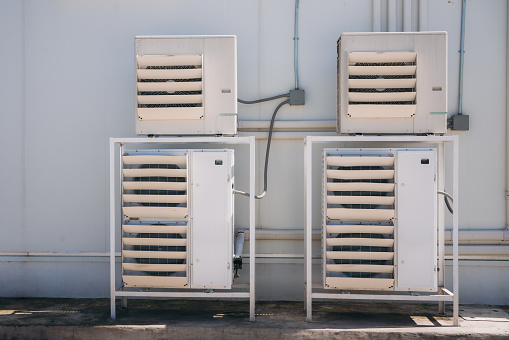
[190,150,234,289]
[395,150,437,292]
[0,0,507,304]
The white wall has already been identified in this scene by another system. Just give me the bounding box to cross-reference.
[0,0,508,304]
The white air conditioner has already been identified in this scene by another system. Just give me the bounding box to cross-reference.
[135,35,237,136]
[322,148,437,292]
[337,32,447,134]
[121,149,234,289]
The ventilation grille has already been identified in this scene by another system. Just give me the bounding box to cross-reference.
[323,151,395,290]
[122,223,188,288]
[348,52,416,118]
[136,55,204,121]
[121,153,188,288]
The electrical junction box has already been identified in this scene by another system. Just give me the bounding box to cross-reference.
[135,36,237,136]
[322,148,437,292]
[337,32,447,134]
[121,149,234,289]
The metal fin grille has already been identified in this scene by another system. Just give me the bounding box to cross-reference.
[323,151,396,290]
[121,152,189,288]
[122,153,188,220]
[136,55,204,121]
[347,52,417,118]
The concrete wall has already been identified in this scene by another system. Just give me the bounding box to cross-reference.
[0,0,508,304]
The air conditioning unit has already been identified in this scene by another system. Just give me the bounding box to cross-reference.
[322,148,437,292]
[135,35,237,136]
[121,149,234,289]
[337,32,447,134]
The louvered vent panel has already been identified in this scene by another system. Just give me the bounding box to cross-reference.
[122,154,188,221]
[122,223,188,288]
[136,55,204,121]
[323,151,396,290]
[348,52,416,118]
[121,152,189,288]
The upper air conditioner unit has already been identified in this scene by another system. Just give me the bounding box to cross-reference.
[337,32,447,134]
[322,148,437,292]
[135,35,237,136]
[121,149,234,289]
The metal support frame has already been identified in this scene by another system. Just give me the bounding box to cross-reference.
[304,135,459,326]
[109,136,256,321]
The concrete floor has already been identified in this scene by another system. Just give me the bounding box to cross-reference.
[0,298,508,339]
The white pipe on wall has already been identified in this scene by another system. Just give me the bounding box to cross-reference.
[505,3,509,226]
[238,120,336,131]
[388,0,396,32]
[403,0,412,31]
[419,0,428,31]
[372,0,381,32]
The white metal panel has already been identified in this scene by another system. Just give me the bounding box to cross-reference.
[190,150,234,289]
[348,78,416,89]
[348,52,417,63]
[327,195,395,205]
[348,105,416,118]
[325,277,394,290]
[327,208,394,222]
[327,156,394,167]
[395,150,437,291]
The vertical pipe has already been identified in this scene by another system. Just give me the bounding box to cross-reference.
[109,139,116,320]
[294,0,300,89]
[438,143,445,314]
[458,0,466,115]
[120,144,127,309]
[372,0,381,32]
[506,1,509,228]
[388,0,397,32]
[249,136,256,322]
[305,137,313,322]
[403,0,412,32]
[452,136,460,326]
[419,0,428,31]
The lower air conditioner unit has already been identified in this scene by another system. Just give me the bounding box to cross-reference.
[121,149,234,289]
[135,35,237,136]
[323,148,437,292]
[337,32,447,134]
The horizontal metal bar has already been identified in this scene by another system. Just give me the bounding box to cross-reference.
[311,293,454,302]
[306,136,454,143]
[112,137,253,144]
[115,291,250,298]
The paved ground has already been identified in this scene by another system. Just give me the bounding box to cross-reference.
[0,298,508,339]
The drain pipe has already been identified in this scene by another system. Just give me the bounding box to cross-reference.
[388,0,396,32]
[403,0,412,32]
[372,0,381,32]
[419,0,428,31]
[234,230,245,278]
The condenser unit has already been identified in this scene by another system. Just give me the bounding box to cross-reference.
[337,32,447,134]
[322,148,437,292]
[121,149,234,289]
[135,35,237,136]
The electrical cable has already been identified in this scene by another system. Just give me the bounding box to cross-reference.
[444,196,453,214]
[437,190,454,214]
[237,93,289,104]
[234,99,290,199]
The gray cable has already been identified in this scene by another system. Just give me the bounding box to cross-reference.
[238,93,289,105]
[437,191,454,214]
[234,100,290,199]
